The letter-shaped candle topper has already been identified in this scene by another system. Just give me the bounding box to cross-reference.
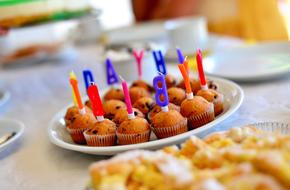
[153,74,169,112]
[83,69,95,91]
[133,49,144,80]
[153,50,167,75]
[106,58,119,85]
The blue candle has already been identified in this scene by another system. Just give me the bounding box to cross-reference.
[83,69,95,90]
[153,50,167,75]
[176,47,184,64]
[153,74,169,108]
[106,58,119,85]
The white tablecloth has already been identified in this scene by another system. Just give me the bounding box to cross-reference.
[0,45,290,190]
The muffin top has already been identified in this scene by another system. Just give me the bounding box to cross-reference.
[133,97,155,115]
[84,119,116,135]
[180,96,212,117]
[151,110,186,128]
[85,100,93,110]
[103,100,126,119]
[113,108,145,125]
[168,87,186,106]
[65,106,92,125]
[196,89,223,103]
[149,103,180,121]
[103,88,125,101]
[165,74,177,88]
[117,117,150,134]
[177,78,201,95]
[131,79,154,92]
[68,112,96,129]
[129,87,151,104]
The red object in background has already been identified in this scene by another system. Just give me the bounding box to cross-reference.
[87,84,105,117]
[196,49,207,87]
[0,27,9,36]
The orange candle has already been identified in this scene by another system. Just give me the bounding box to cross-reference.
[178,63,192,94]
[69,71,84,112]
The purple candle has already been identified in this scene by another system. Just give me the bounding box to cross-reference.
[153,74,169,111]
[176,47,185,64]
[106,58,119,85]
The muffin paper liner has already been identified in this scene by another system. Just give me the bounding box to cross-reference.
[83,132,116,146]
[66,127,88,144]
[187,103,215,129]
[117,130,151,145]
[151,118,188,139]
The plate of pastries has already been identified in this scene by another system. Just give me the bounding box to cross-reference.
[48,49,244,155]
[87,123,290,189]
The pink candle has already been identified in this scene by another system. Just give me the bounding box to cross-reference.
[120,76,134,117]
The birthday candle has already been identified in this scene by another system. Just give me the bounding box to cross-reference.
[153,50,167,75]
[120,76,134,119]
[153,74,169,112]
[71,89,77,106]
[87,83,105,121]
[106,58,119,85]
[178,63,193,96]
[196,49,207,89]
[176,47,185,64]
[69,72,78,106]
[83,69,95,91]
[69,71,85,114]
[133,50,144,80]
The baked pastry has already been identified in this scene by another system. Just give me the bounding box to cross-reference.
[148,103,180,122]
[64,105,92,126]
[66,112,96,144]
[103,100,126,120]
[151,109,187,139]
[133,97,155,116]
[167,87,186,106]
[130,79,154,92]
[180,96,215,129]
[177,78,218,95]
[165,74,177,88]
[116,117,150,145]
[103,88,124,101]
[113,108,145,126]
[89,150,193,190]
[129,87,151,104]
[89,126,290,189]
[196,89,224,116]
[83,119,116,146]
[85,100,92,110]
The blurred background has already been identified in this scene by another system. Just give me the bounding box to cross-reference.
[0,0,290,81]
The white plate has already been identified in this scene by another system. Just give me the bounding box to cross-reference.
[203,42,290,82]
[0,90,10,108]
[0,118,25,152]
[48,76,244,155]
